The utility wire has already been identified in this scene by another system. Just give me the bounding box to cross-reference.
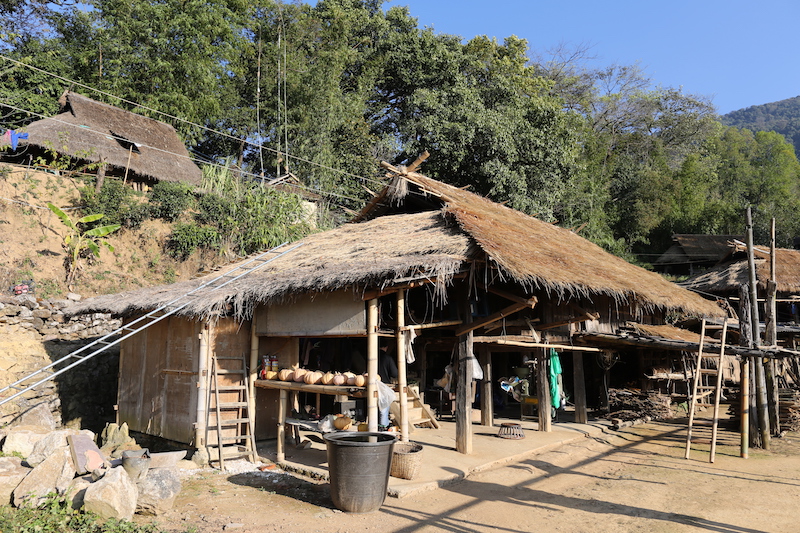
[0,54,389,189]
[0,99,366,204]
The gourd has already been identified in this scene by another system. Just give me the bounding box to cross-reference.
[321,372,335,385]
[293,368,308,382]
[333,416,352,430]
[344,372,356,385]
[332,373,346,386]
[264,370,278,380]
[278,369,293,381]
[354,374,366,387]
[304,371,322,384]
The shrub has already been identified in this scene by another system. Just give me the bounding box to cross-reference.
[167,223,219,260]
[81,178,150,228]
[149,181,195,222]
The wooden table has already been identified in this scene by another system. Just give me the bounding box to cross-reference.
[254,379,365,461]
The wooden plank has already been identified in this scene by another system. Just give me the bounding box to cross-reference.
[397,290,409,442]
[454,302,528,337]
[472,337,603,352]
[254,380,362,395]
[368,298,379,432]
[401,320,462,331]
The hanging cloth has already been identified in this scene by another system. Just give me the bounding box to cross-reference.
[548,348,562,409]
[403,328,417,364]
[3,129,28,150]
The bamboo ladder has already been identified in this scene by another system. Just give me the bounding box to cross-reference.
[685,318,729,462]
[206,353,257,470]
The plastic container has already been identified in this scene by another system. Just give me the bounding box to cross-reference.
[324,431,397,513]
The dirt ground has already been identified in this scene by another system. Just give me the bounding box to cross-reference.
[141,421,800,533]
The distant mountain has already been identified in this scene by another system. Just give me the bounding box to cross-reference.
[722,96,800,154]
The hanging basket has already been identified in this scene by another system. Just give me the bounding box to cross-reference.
[390,442,423,480]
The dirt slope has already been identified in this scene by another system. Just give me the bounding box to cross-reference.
[0,164,223,299]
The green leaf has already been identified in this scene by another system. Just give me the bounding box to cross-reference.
[83,224,121,238]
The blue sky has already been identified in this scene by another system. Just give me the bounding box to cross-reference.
[385,0,799,115]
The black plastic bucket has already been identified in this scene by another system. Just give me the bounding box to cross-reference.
[324,431,397,513]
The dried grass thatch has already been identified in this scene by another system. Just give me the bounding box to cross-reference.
[683,246,800,295]
[10,91,201,186]
[68,211,475,319]
[362,170,723,318]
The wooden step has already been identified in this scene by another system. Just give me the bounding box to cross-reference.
[215,402,249,409]
[216,385,247,391]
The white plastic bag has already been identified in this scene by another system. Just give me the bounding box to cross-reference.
[377,381,395,411]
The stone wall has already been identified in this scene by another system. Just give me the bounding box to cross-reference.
[0,293,121,433]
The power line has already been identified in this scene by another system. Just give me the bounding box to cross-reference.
[0,99,367,204]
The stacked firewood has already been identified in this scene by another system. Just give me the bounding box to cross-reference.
[606,388,674,422]
[779,389,800,431]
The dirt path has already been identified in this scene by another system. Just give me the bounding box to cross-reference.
[144,421,800,532]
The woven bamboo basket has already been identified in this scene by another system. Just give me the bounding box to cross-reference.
[390,442,423,480]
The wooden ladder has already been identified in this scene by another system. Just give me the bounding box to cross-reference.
[685,318,729,462]
[390,386,440,430]
[206,353,257,470]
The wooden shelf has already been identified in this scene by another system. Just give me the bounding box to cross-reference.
[254,379,364,396]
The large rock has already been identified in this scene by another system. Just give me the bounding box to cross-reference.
[26,429,93,467]
[64,474,93,510]
[136,468,182,516]
[13,447,76,507]
[2,425,52,458]
[83,466,137,521]
[0,456,31,505]
[17,403,57,430]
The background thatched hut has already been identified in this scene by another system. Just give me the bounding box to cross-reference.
[2,91,201,188]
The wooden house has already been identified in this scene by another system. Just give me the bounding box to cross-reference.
[653,234,743,276]
[2,91,202,189]
[69,163,724,458]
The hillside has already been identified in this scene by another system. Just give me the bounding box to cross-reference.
[722,95,800,154]
[0,164,228,300]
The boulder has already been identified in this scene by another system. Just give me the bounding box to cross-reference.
[13,447,76,507]
[17,404,57,430]
[2,425,52,458]
[83,466,137,521]
[26,429,86,467]
[135,467,182,516]
[0,456,31,506]
[64,474,93,510]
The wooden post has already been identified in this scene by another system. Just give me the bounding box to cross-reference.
[766,218,780,435]
[94,161,106,193]
[479,346,493,426]
[740,360,749,459]
[396,290,409,442]
[746,206,770,449]
[277,389,287,462]
[572,351,588,424]
[248,322,259,436]
[367,298,379,432]
[455,297,473,454]
[537,349,552,432]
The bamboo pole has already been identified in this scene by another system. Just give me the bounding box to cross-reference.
[479,346,493,426]
[746,206,770,449]
[367,298,379,432]
[537,349,552,432]
[396,290,409,442]
[766,218,780,435]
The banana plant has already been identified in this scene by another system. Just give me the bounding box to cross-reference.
[47,203,121,288]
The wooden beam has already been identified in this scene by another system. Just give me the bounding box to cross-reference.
[538,313,597,331]
[455,302,528,337]
[476,284,538,308]
[406,151,430,173]
[401,319,463,331]
[472,337,603,352]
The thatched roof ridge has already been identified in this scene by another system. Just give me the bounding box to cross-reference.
[68,211,475,319]
[365,169,723,317]
[683,246,800,295]
[15,91,201,186]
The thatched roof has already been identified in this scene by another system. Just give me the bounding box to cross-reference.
[357,168,723,317]
[683,246,800,295]
[653,234,742,267]
[68,210,475,319]
[9,91,201,186]
[70,169,723,320]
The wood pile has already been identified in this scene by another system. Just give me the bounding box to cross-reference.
[606,388,674,423]
[779,388,800,431]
